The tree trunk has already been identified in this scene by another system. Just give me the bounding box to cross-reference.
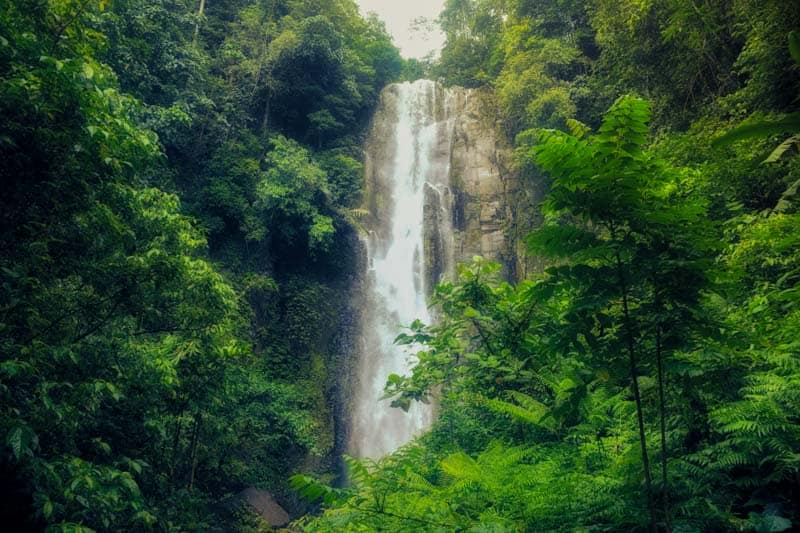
[188,412,202,489]
[193,0,206,44]
[616,252,658,533]
[261,91,271,134]
[170,408,184,480]
[656,323,671,531]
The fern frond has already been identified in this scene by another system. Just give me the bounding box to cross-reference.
[440,452,483,485]
[566,118,591,139]
[343,455,373,486]
[289,474,347,506]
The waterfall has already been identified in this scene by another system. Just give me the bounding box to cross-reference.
[348,80,457,458]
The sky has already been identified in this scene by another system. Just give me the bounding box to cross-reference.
[354,0,446,59]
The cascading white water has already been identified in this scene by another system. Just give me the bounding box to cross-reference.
[349,80,457,458]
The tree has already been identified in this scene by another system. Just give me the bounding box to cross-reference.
[529,96,714,530]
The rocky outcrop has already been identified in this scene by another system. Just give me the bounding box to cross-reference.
[364,81,529,286]
[234,488,290,528]
[444,88,521,279]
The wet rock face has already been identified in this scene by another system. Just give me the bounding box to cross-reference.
[364,82,521,285]
[364,82,521,288]
[446,88,520,279]
[423,181,450,291]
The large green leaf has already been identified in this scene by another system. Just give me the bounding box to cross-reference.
[6,426,23,461]
[764,135,800,163]
[712,114,800,147]
[789,31,800,65]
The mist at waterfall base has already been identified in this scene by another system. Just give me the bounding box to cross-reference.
[348,80,458,459]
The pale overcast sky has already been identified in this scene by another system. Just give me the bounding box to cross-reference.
[354,0,446,59]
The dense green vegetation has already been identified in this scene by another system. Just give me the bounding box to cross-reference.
[294,1,800,531]
[2,0,800,531]
[1,0,402,530]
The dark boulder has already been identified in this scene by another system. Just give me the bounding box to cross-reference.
[234,488,290,528]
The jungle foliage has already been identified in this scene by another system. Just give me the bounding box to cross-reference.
[1,0,401,530]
